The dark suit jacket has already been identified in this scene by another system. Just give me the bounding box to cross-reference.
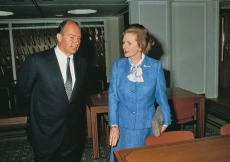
[16,48,86,153]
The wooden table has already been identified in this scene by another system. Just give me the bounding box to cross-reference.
[114,135,230,162]
[86,93,108,158]
[86,87,205,158]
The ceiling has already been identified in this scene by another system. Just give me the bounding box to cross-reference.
[0,0,128,20]
[1,0,230,20]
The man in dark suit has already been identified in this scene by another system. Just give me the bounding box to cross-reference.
[16,20,86,162]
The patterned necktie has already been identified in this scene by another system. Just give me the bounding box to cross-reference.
[65,57,72,101]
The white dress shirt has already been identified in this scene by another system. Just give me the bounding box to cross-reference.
[54,45,75,89]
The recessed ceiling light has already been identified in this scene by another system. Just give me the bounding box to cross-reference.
[56,15,64,17]
[67,9,97,14]
[0,11,14,16]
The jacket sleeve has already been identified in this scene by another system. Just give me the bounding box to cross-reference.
[16,55,37,105]
[108,61,119,126]
[155,62,171,126]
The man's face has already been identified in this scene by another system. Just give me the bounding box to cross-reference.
[57,22,81,56]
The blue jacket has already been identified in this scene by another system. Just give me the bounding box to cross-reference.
[108,55,171,129]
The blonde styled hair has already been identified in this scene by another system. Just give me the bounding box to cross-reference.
[123,24,155,54]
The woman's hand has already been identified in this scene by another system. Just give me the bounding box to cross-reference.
[161,125,167,133]
[109,126,120,147]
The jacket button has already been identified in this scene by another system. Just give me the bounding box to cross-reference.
[132,111,135,114]
[132,101,135,104]
[132,90,136,93]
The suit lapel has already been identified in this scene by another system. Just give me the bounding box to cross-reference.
[46,48,68,100]
[70,55,83,101]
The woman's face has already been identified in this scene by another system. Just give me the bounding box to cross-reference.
[122,33,142,61]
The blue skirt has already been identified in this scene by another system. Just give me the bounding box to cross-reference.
[109,127,153,162]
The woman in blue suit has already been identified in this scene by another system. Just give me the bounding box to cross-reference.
[108,24,171,162]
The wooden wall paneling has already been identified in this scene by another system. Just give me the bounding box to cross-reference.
[23,37,30,47]
[26,46,35,54]
[42,45,47,51]
[24,28,31,37]
[34,36,41,46]
[0,28,57,82]
[19,46,27,62]
[18,37,25,46]
[46,36,52,46]
[90,27,98,68]
[0,48,4,77]
[97,27,105,70]
[30,35,36,46]
[47,36,56,46]
[19,29,26,37]
[37,45,44,53]
[4,47,11,59]
[81,26,107,92]
[3,38,10,47]
[40,36,47,46]
[49,28,57,36]
[14,47,23,69]
[12,29,19,38]
[94,27,100,69]
[39,28,45,37]
[43,28,49,36]
[24,46,31,55]
[0,39,4,47]
[0,48,9,75]
[1,25,107,89]
[12,30,21,74]
[32,46,39,53]
[33,29,40,37]
[0,29,13,82]
[14,37,20,47]
[80,27,95,66]
[0,55,4,78]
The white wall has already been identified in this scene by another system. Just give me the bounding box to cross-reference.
[104,16,124,82]
[172,2,205,93]
[128,0,219,98]
[139,1,170,71]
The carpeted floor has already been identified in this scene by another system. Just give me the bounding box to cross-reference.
[0,126,220,162]
[206,99,230,135]
[0,127,110,162]
[0,102,229,162]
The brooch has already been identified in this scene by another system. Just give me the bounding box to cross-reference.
[143,65,151,68]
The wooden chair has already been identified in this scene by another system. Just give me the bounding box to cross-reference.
[145,131,194,146]
[220,124,230,135]
[170,98,197,136]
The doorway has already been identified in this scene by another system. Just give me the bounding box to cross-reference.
[219,10,230,98]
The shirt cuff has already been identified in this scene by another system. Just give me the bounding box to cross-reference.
[110,125,118,127]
